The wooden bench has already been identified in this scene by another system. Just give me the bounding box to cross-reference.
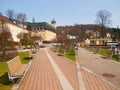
[6,56,28,83]
[57,52,64,56]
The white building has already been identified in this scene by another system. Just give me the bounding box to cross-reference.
[6,23,28,42]
[0,15,28,42]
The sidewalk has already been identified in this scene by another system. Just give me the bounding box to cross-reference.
[19,48,63,90]
[47,48,79,90]
[18,47,116,90]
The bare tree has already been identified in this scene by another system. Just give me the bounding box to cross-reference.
[17,13,27,22]
[17,32,30,41]
[6,9,14,19]
[95,9,112,38]
[17,33,24,40]
[0,25,13,61]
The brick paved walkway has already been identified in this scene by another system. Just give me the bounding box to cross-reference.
[18,47,115,90]
[19,49,63,90]
[47,48,79,90]
[81,69,114,90]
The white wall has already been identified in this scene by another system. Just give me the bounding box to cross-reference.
[6,23,28,42]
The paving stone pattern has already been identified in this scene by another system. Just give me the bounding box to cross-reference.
[18,47,116,90]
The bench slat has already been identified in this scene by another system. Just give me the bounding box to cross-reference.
[7,56,21,76]
[6,56,28,82]
[13,64,27,76]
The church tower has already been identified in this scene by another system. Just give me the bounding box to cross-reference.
[51,19,56,29]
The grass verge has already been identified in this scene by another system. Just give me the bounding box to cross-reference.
[89,48,120,62]
[99,49,106,56]
[0,62,13,90]
[0,51,31,90]
[18,51,31,64]
[65,48,76,61]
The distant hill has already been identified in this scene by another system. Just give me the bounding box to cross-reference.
[57,24,114,41]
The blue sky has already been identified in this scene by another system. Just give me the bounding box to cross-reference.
[0,0,120,28]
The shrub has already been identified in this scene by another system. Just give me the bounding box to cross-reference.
[18,51,31,64]
[112,55,120,61]
[66,48,75,55]
[32,50,36,54]
[52,46,58,52]
[0,72,11,85]
[0,52,18,61]
[58,47,63,54]
[99,49,106,56]
[65,48,76,61]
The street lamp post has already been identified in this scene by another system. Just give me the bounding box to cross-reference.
[67,35,76,49]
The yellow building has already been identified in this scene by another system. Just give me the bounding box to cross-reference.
[85,38,112,46]
[27,20,57,43]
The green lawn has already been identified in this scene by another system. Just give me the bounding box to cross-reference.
[99,49,106,56]
[65,48,76,61]
[0,51,31,90]
[89,48,120,62]
[112,55,120,61]
[18,51,31,64]
[65,53,76,61]
[51,47,76,61]
[0,62,13,90]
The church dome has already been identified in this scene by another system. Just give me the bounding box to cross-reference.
[51,19,56,24]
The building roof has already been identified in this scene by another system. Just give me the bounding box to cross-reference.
[51,19,56,24]
[0,14,27,29]
[27,22,56,33]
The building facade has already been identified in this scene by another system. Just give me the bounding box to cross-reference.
[0,15,28,42]
[27,20,57,43]
[88,38,112,46]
